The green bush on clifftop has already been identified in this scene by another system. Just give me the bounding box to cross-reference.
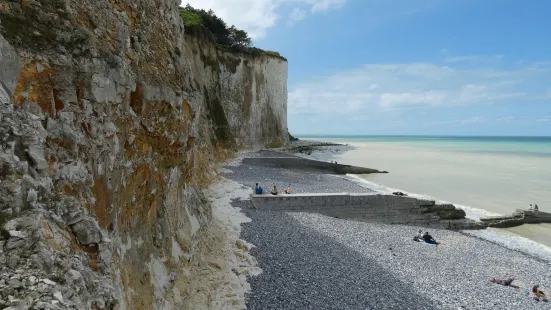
[180,4,251,48]
[180,4,286,61]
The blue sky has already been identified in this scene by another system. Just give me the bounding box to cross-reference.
[185,0,551,136]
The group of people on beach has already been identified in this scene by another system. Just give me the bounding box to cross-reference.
[412,230,439,245]
[412,230,547,302]
[255,183,292,195]
[529,204,540,211]
[489,277,547,302]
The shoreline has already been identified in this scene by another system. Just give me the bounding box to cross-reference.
[291,139,551,251]
[221,150,551,309]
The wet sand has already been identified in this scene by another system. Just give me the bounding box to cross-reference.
[506,223,551,249]
[294,139,551,253]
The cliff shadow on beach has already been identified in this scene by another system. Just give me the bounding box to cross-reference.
[236,199,440,310]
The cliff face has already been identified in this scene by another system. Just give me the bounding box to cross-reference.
[0,0,287,309]
[185,37,288,148]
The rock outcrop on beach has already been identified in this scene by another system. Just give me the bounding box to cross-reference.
[0,0,287,308]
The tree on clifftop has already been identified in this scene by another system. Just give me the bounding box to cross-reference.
[180,4,252,48]
[229,26,251,48]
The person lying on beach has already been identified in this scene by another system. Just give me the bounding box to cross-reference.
[271,184,278,195]
[413,229,423,242]
[530,285,548,302]
[422,232,439,245]
[284,184,292,194]
[489,277,516,287]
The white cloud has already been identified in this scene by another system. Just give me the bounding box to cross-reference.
[497,116,517,122]
[306,0,346,13]
[183,0,347,39]
[426,116,551,127]
[497,116,551,123]
[425,117,487,127]
[288,62,551,116]
[444,55,480,63]
[288,8,307,26]
[444,54,504,63]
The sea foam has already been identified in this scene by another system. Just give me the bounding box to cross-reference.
[339,174,551,263]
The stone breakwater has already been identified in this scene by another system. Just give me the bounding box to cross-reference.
[242,150,387,175]
[251,193,482,230]
[481,210,551,228]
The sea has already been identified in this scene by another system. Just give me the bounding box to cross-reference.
[298,135,551,259]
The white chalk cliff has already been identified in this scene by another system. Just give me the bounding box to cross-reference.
[0,0,287,309]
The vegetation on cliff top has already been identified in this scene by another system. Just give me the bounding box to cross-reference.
[180,4,287,61]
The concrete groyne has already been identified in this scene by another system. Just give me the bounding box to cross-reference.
[251,193,483,230]
[242,153,387,175]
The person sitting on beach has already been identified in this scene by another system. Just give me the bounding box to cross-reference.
[534,204,539,211]
[413,229,423,242]
[271,184,278,195]
[530,285,548,302]
[529,204,533,210]
[489,277,515,287]
[423,232,439,245]
[284,184,292,194]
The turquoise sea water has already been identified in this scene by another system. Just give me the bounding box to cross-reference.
[299,135,551,248]
[303,135,551,158]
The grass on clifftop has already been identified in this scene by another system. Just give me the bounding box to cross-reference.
[180,10,201,26]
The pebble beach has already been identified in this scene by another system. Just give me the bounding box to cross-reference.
[223,150,551,310]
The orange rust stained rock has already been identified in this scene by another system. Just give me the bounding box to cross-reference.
[63,183,73,195]
[46,137,73,151]
[91,177,114,230]
[122,262,155,309]
[125,7,136,26]
[52,87,65,113]
[116,162,154,233]
[182,99,193,119]
[14,61,57,116]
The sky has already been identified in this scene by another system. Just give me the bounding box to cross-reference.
[183,0,551,136]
